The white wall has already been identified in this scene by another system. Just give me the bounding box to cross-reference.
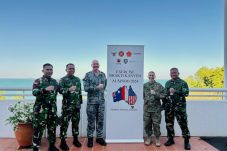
[1,100,227,138]
[160,101,227,137]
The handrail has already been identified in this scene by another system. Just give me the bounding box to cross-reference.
[0,87,32,91]
[0,87,227,100]
[189,88,227,92]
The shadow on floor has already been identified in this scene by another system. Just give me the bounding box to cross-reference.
[200,137,227,151]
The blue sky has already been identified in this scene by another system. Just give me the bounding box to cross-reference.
[0,0,224,79]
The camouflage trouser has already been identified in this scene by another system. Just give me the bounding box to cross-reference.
[32,106,57,147]
[165,103,190,139]
[60,107,80,139]
[144,111,161,137]
[86,103,105,138]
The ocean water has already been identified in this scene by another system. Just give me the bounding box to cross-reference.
[0,79,35,88]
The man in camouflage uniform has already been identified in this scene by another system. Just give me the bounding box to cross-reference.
[164,68,191,150]
[59,63,83,150]
[32,63,59,151]
[143,71,165,147]
[83,60,107,148]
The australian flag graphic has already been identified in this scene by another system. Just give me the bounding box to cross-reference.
[112,85,137,108]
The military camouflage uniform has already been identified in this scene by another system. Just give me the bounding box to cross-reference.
[83,71,107,138]
[59,75,83,139]
[143,81,165,137]
[32,76,58,148]
[164,78,190,139]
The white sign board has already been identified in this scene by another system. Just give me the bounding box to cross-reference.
[106,45,144,143]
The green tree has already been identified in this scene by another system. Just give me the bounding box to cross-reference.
[185,66,224,88]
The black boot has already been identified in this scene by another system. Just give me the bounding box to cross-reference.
[184,138,191,150]
[33,146,39,151]
[96,138,107,146]
[73,136,82,147]
[60,139,69,150]
[48,144,59,151]
[164,137,175,146]
[87,137,93,148]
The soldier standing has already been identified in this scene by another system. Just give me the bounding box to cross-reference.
[164,68,191,150]
[143,71,165,147]
[32,63,59,151]
[59,63,83,150]
[83,60,107,148]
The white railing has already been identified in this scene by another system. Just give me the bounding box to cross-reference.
[0,87,87,101]
[188,88,227,100]
[0,87,227,101]
[0,87,33,101]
